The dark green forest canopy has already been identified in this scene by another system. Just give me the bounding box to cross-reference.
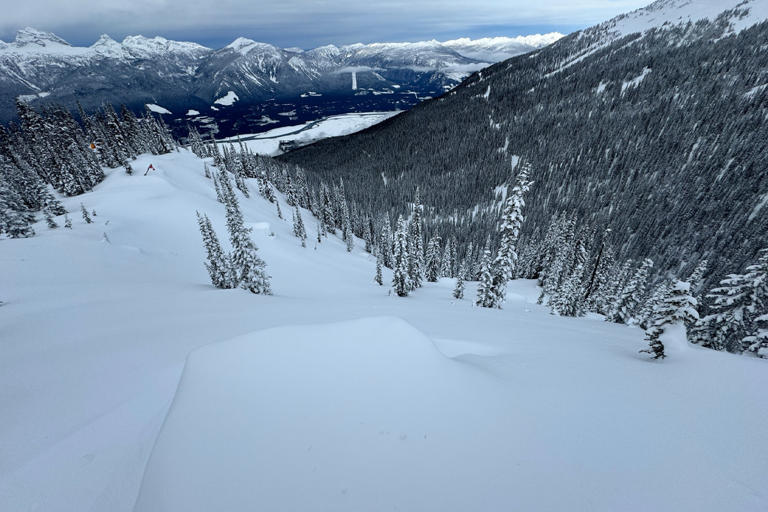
[281,17,768,285]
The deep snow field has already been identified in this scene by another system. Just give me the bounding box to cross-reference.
[1,150,767,512]
[217,111,400,156]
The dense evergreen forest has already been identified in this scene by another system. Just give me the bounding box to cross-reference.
[281,15,768,291]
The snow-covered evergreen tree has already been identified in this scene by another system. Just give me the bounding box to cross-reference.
[222,171,271,295]
[80,203,92,224]
[608,258,653,324]
[345,214,355,252]
[44,207,58,228]
[584,231,615,313]
[379,215,393,268]
[488,162,531,308]
[702,272,752,352]
[475,249,495,308]
[538,217,575,305]
[744,314,768,359]
[375,252,384,286]
[425,235,442,282]
[550,235,588,317]
[462,241,475,279]
[638,281,671,329]
[212,172,225,203]
[440,238,453,278]
[63,214,72,229]
[407,189,425,288]
[196,211,232,289]
[292,205,307,247]
[453,264,465,299]
[688,259,708,297]
[0,179,35,238]
[641,280,699,360]
[392,216,411,297]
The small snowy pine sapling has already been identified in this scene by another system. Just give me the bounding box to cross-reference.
[204,162,211,179]
[375,253,384,286]
[276,201,283,220]
[346,228,354,252]
[643,328,667,360]
[44,208,58,228]
[80,203,92,224]
[64,214,72,228]
[213,173,224,203]
[292,205,307,247]
[453,264,466,299]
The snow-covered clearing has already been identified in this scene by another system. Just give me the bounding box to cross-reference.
[213,90,238,106]
[217,111,400,155]
[145,103,171,114]
[1,150,767,511]
[621,67,651,94]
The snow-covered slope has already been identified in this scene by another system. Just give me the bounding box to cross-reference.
[570,0,768,60]
[601,0,768,39]
[217,111,401,156]
[1,150,766,511]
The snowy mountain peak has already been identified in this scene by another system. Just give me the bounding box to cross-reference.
[14,27,70,47]
[226,37,261,54]
[93,34,117,45]
[88,34,124,58]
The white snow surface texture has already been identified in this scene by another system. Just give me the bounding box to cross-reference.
[1,149,767,512]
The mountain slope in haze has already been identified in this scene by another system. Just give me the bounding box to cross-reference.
[0,29,561,135]
[280,0,768,286]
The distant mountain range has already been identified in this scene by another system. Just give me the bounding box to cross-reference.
[0,28,561,136]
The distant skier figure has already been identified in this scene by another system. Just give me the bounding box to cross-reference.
[144,164,155,176]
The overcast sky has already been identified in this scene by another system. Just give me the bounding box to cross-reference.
[0,0,651,49]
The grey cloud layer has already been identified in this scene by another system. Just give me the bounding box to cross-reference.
[1,0,650,47]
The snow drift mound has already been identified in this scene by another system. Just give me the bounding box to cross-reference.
[134,316,768,512]
[134,317,504,512]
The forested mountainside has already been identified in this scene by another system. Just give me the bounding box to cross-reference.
[281,1,768,286]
